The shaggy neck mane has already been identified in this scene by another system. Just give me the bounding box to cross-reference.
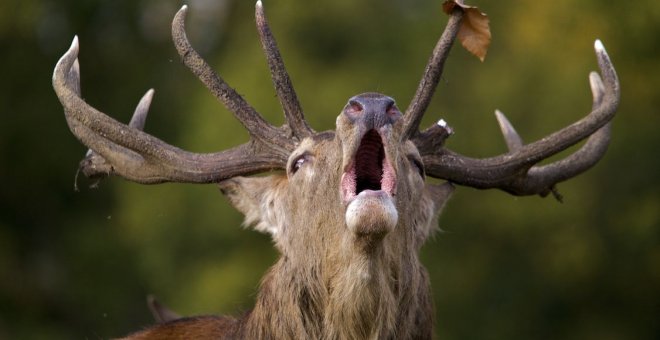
[241,234,433,339]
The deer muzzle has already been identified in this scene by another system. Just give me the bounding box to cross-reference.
[340,93,401,237]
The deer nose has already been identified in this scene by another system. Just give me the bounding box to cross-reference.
[343,93,402,129]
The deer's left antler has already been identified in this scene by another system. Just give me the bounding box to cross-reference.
[410,34,619,197]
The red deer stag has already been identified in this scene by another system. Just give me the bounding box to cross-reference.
[52,1,619,339]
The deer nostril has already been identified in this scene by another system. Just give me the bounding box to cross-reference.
[348,100,363,114]
[386,102,399,116]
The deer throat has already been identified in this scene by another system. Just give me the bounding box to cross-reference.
[341,129,398,239]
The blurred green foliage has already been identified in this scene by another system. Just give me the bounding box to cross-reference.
[1,0,658,339]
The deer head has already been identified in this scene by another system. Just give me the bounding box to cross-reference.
[52,1,619,339]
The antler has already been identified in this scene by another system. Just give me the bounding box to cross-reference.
[403,6,464,140]
[255,0,313,139]
[53,3,305,184]
[401,2,619,198]
[417,40,620,197]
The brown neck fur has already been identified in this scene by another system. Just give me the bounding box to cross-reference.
[242,216,434,339]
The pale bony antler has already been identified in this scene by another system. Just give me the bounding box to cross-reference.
[411,36,619,197]
[495,71,613,198]
[78,89,154,183]
[53,3,305,185]
[401,3,619,198]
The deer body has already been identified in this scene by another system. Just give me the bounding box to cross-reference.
[53,1,619,339]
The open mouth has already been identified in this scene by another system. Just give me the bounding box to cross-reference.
[341,129,396,203]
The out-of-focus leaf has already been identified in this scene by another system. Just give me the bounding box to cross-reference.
[442,0,491,61]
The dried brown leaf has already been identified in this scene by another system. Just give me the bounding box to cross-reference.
[442,0,491,62]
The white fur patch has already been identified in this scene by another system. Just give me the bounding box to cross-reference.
[345,192,398,235]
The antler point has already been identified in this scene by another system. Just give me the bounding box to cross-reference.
[494,109,509,125]
[53,35,80,82]
[256,0,263,8]
[176,5,189,18]
[129,89,155,130]
[494,109,523,152]
[68,35,80,59]
[594,39,605,53]
[436,119,454,135]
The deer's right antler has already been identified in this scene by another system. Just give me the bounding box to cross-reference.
[425,40,619,197]
[412,37,619,198]
[53,4,303,185]
[401,4,619,199]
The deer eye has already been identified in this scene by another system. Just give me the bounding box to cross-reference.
[290,153,311,175]
[408,156,425,178]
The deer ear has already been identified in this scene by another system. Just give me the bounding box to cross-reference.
[425,181,454,218]
[219,175,287,237]
[414,182,455,242]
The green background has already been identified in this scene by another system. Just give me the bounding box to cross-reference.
[1,0,658,338]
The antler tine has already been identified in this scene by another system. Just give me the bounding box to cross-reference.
[129,88,154,130]
[54,36,287,184]
[506,72,612,197]
[171,5,295,152]
[147,295,180,323]
[79,89,154,180]
[413,118,454,156]
[62,47,113,184]
[422,40,620,195]
[403,8,464,140]
[494,110,523,152]
[255,0,313,140]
